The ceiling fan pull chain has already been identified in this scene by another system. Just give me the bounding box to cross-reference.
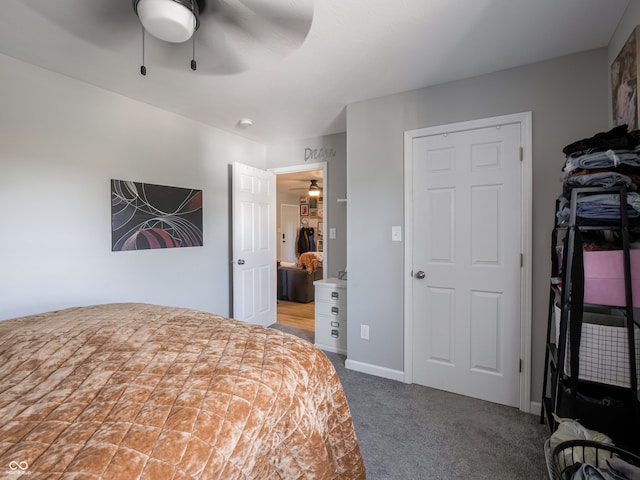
[140,25,147,76]
[191,15,197,71]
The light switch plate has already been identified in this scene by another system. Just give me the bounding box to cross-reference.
[392,226,402,242]
[329,228,337,239]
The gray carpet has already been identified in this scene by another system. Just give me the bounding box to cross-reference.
[268,323,314,343]
[268,324,549,479]
[325,351,549,480]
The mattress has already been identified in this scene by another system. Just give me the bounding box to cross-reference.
[0,303,365,479]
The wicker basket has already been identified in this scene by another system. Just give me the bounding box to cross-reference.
[544,439,640,480]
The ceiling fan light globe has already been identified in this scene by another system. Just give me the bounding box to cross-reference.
[137,0,196,43]
[308,180,321,197]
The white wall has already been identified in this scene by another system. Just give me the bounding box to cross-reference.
[0,53,265,321]
[266,133,347,277]
[346,48,610,403]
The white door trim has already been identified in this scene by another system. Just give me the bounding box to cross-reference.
[403,112,533,413]
[270,162,327,280]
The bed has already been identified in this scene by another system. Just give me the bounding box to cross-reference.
[0,303,365,479]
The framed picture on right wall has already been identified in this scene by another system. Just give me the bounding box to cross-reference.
[612,25,640,130]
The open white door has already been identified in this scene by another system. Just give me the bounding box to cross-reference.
[232,162,276,327]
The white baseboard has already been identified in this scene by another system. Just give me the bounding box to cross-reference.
[345,359,405,382]
[529,401,541,417]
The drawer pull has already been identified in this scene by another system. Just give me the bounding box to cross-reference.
[331,321,340,328]
[331,291,339,300]
[331,329,339,338]
[331,306,339,315]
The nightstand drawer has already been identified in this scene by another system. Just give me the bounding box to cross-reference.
[315,301,346,318]
[315,287,346,304]
[315,316,346,348]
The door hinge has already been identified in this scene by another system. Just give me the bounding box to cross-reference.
[519,147,524,161]
[519,359,522,373]
[520,253,523,267]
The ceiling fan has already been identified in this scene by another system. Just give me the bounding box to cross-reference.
[23,0,314,75]
[133,0,203,45]
[282,177,323,196]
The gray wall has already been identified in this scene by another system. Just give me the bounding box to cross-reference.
[0,53,265,321]
[346,48,611,404]
[266,133,347,278]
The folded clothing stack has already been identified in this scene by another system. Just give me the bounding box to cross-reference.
[557,125,640,225]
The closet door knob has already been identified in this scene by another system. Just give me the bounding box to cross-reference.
[415,271,426,279]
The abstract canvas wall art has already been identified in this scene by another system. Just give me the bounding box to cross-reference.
[111,179,203,251]
[612,25,639,130]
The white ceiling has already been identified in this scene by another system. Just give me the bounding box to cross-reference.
[0,0,630,144]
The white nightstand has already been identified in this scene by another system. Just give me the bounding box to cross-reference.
[314,278,347,354]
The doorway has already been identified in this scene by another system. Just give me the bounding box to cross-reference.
[404,113,532,411]
[272,162,327,334]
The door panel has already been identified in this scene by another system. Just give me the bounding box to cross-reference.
[470,291,500,373]
[412,122,521,407]
[429,188,454,263]
[429,287,455,365]
[232,162,276,327]
[471,185,501,264]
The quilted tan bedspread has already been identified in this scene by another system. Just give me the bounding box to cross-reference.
[0,303,365,479]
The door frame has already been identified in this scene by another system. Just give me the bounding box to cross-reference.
[403,112,533,412]
[270,161,327,280]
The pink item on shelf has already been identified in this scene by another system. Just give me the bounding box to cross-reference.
[583,249,640,307]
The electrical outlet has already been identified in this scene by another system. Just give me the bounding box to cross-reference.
[360,324,370,340]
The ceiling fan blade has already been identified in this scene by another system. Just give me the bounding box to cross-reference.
[230,0,313,21]
[214,0,313,46]
[22,0,139,50]
[195,31,251,74]
[21,0,313,75]
[196,0,313,71]
[143,25,248,75]
[220,14,312,54]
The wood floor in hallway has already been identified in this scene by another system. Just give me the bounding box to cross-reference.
[277,300,314,332]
